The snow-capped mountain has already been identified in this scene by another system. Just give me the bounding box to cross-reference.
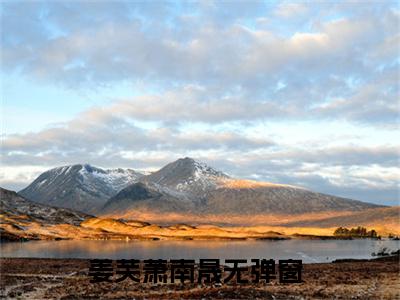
[100,158,383,222]
[142,157,229,198]
[101,158,229,215]
[18,164,143,214]
[144,157,228,186]
[18,158,384,223]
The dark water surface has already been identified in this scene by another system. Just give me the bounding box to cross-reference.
[1,239,399,263]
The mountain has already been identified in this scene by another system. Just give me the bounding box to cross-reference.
[138,157,230,203]
[102,157,229,215]
[101,182,195,215]
[19,164,143,214]
[142,157,229,195]
[100,158,383,224]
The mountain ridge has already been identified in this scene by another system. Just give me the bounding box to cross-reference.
[100,157,384,222]
[17,158,385,223]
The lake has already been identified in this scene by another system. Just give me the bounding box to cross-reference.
[1,239,399,263]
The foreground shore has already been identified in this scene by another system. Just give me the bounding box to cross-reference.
[1,256,399,299]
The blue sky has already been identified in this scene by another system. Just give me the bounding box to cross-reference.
[1,1,399,205]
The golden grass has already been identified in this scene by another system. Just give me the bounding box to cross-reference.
[3,206,399,240]
[102,210,356,226]
[101,207,400,236]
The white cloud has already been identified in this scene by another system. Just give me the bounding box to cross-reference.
[1,1,399,204]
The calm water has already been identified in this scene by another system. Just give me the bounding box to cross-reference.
[1,239,399,263]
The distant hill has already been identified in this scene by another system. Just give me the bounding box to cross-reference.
[19,164,143,213]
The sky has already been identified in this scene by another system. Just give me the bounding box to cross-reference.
[1,1,399,205]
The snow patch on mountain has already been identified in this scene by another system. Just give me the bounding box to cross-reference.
[77,164,142,193]
[175,161,228,193]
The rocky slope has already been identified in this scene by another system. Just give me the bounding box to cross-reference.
[1,187,91,225]
[0,187,94,240]
[19,164,143,213]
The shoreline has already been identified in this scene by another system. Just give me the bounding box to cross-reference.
[1,229,387,242]
[0,235,384,242]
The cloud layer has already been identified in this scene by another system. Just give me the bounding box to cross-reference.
[1,1,399,205]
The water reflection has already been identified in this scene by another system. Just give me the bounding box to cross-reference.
[1,239,399,263]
